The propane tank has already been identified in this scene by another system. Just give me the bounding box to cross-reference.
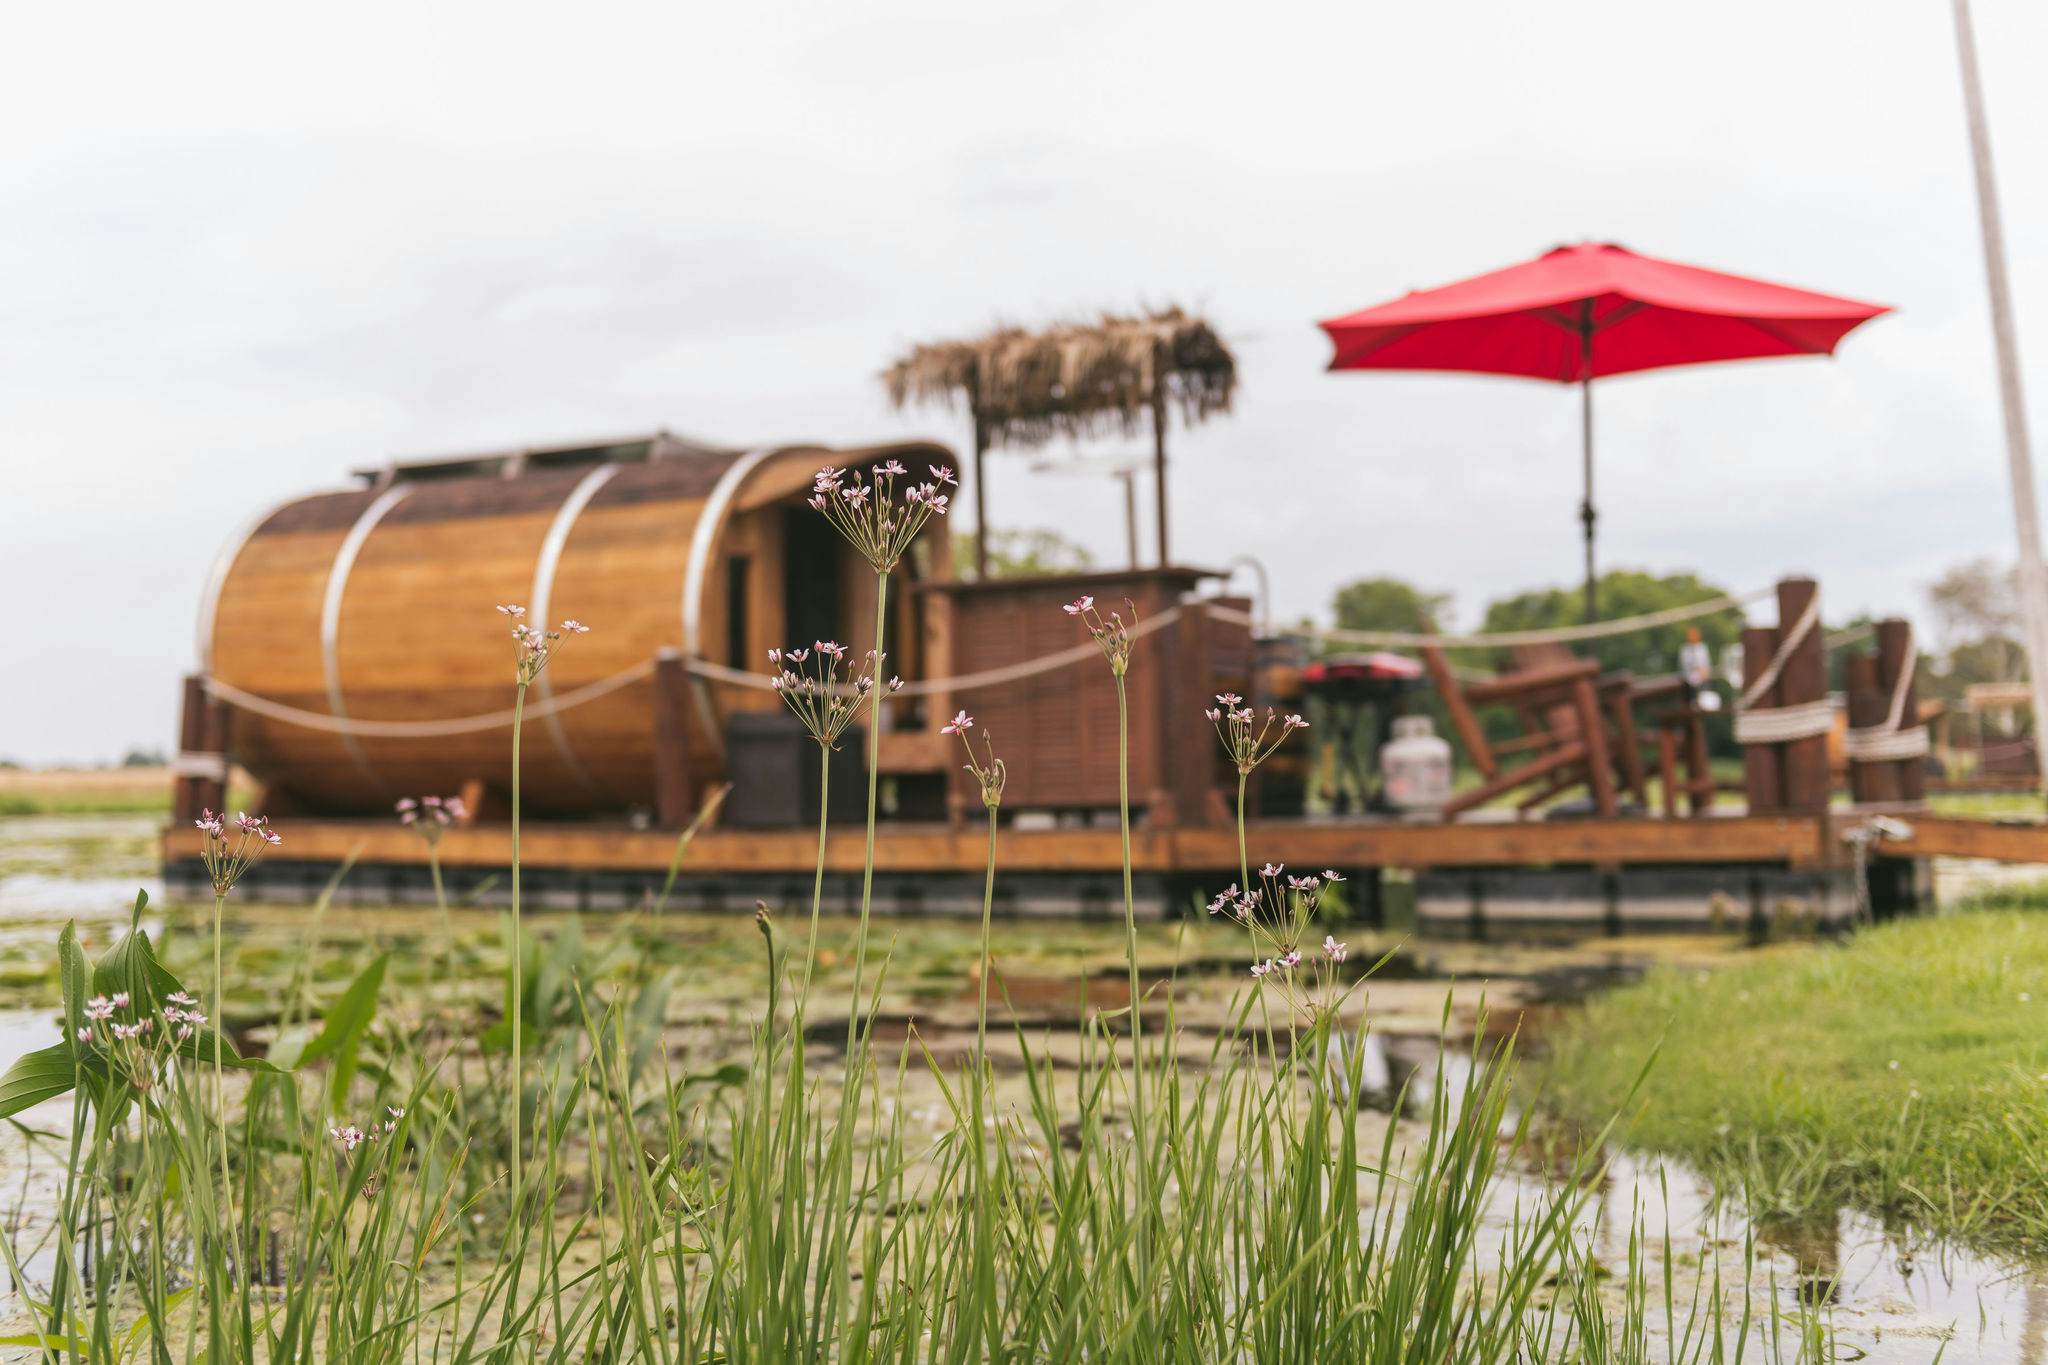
[1380,715,1452,816]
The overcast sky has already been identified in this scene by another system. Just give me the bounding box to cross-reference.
[3,1,2045,764]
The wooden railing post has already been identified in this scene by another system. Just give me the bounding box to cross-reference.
[1740,624,1782,811]
[651,650,694,827]
[1776,578,1830,814]
[1845,652,1898,805]
[1875,619,1927,805]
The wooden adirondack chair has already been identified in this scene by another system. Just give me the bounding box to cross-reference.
[1418,643,1618,819]
[1505,642,1713,817]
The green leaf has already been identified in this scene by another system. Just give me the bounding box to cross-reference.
[624,971,674,1086]
[0,1045,81,1119]
[92,921,181,1011]
[58,922,89,1044]
[298,953,386,1111]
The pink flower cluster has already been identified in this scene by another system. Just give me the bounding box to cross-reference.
[1206,693,1308,775]
[1062,595,1137,676]
[72,990,209,1088]
[396,794,468,845]
[194,809,280,897]
[1209,864,1353,1022]
[808,462,955,572]
[329,1105,405,1154]
[769,642,902,748]
[939,710,1005,809]
[497,605,590,685]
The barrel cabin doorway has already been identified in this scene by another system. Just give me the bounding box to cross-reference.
[782,504,845,650]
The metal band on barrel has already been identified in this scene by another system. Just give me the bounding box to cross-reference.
[321,484,415,787]
[530,463,622,798]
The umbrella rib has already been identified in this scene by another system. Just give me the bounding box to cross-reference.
[1737,314,1836,356]
[1327,321,1426,366]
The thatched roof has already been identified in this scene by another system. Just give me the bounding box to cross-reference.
[881,307,1237,449]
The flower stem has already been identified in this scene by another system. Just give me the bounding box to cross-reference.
[510,680,527,1208]
[973,801,997,1076]
[800,743,830,1008]
[972,795,999,1354]
[1114,672,1152,1309]
[429,845,452,987]
[842,570,889,1087]
[212,890,229,1231]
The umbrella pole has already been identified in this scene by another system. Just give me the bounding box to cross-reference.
[1578,316,1597,622]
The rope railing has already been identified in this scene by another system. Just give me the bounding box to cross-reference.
[197,585,1855,742]
[1201,588,1771,650]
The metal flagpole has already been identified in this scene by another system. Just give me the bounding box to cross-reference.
[1952,0,2048,799]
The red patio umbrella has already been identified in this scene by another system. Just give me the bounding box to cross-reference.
[1318,242,1890,620]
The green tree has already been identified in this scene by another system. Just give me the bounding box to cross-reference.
[951,528,1094,580]
[1331,577,1452,635]
[1480,569,1743,679]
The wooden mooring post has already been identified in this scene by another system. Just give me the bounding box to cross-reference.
[1739,578,1831,816]
[1845,618,1928,808]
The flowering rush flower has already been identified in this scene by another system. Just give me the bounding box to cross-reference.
[498,605,590,684]
[939,710,1005,809]
[1063,595,1138,676]
[397,794,466,844]
[195,808,280,897]
[1209,694,1309,776]
[769,640,900,749]
[1217,861,1349,1020]
[809,460,954,572]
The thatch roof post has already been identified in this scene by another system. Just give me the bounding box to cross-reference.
[968,357,990,579]
[1150,338,1170,566]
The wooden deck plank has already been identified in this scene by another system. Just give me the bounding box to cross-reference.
[161,813,1830,875]
[1888,815,2048,864]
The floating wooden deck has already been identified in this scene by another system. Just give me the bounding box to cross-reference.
[154,808,2045,927]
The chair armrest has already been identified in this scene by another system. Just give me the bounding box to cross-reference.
[1628,673,1688,703]
[1463,660,1600,705]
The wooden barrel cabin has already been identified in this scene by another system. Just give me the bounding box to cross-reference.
[188,432,958,820]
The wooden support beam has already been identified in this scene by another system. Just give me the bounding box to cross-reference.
[1776,578,1831,814]
[652,649,694,827]
[171,675,208,825]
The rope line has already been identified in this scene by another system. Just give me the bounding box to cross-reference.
[1201,588,1771,650]
[203,662,658,738]
[682,605,1190,699]
[196,587,1866,743]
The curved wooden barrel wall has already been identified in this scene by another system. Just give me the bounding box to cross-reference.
[201,441,951,817]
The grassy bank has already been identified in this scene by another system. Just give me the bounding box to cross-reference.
[0,767,172,816]
[1538,908,2048,1255]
